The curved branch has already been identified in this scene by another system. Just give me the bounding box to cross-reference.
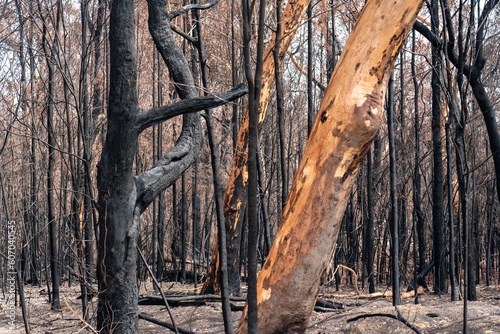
[169,0,221,20]
[347,310,422,334]
[413,21,442,50]
[136,84,247,132]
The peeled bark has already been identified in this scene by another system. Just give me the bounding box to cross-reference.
[237,0,423,331]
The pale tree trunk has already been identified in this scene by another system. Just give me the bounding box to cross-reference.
[237,0,423,331]
[202,0,312,296]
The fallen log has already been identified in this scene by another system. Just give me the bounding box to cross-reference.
[321,286,427,300]
[139,294,343,313]
[139,294,247,307]
[315,298,343,310]
[138,313,195,334]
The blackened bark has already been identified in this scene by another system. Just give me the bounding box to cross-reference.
[485,181,495,286]
[242,0,267,330]
[275,0,288,207]
[96,0,140,331]
[415,0,500,205]
[388,75,400,306]
[192,159,200,287]
[411,32,426,282]
[446,123,457,301]
[96,0,244,331]
[231,0,239,149]
[307,3,314,135]
[40,1,62,310]
[205,112,235,333]
[365,149,375,293]
[192,4,233,328]
[181,173,187,282]
[430,0,447,293]
[468,161,478,301]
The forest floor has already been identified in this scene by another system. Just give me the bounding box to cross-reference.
[2,281,500,333]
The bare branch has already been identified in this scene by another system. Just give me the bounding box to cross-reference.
[169,0,221,20]
[136,84,247,132]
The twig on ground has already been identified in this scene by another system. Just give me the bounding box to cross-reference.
[139,312,196,334]
[63,299,98,334]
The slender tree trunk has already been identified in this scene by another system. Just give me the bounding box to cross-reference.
[365,149,375,293]
[411,32,426,286]
[486,180,495,286]
[202,0,312,295]
[193,4,234,329]
[241,0,267,330]
[387,75,400,306]
[192,159,200,287]
[446,123,457,301]
[181,173,187,282]
[205,111,235,333]
[237,0,423,330]
[41,1,62,310]
[307,2,314,135]
[430,0,447,294]
[275,0,288,208]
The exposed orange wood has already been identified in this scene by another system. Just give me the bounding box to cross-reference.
[237,0,423,331]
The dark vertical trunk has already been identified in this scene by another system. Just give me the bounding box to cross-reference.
[241,0,267,330]
[181,173,187,282]
[256,150,272,255]
[430,0,446,294]
[193,4,234,328]
[486,180,494,286]
[204,193,213,268]
[365,149,375,293]
[172,181,179,271]
[231,0,239,149]
[307,3,314,135]
[205,112,235,333]
[192,159,200,287]
[468,154,478,301]
[79,0,91,318]
[345,193,356,283]
[24,0,39,286]
[156,64,165,281]
[96,0,140,332]
[446,123,457,301]
[387,75,400,306]
[275,0,288,207]
[40,1,62,309]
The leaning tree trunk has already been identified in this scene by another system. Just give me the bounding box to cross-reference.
[237,0,423,331]
[202,0,312,295]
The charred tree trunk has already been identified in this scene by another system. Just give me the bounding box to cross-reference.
[96,1,246,332]
[237,0,423,330]
[430,0,447,294]
[387,75,401,306]
[365,149,375,293]
[40,0,62,310]
[242,0,267,330]
[275,0,288,208]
